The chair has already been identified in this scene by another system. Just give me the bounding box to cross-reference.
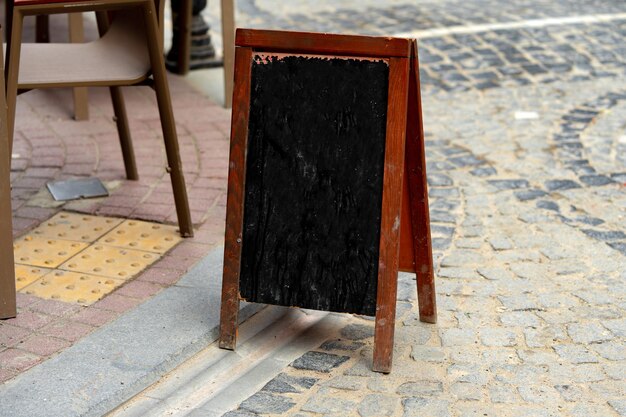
[0,28,17,319]
[5,0,194,237]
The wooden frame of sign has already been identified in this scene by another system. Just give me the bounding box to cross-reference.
[219,29,436,373]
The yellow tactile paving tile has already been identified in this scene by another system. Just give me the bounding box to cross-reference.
[59,244,158,279]
[14,211,182,304]
[32,212,123,243]
[13,235,88,268]
[21,270,124,305]
[14,265,52,291]
[97,220,182,254]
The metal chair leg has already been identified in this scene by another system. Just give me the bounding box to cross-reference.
[109,86,138,180]
[0,30,16,320]
[142,0,193,237]
[68,13,89,121]
[5,7,24,156]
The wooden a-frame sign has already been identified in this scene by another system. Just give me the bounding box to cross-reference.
[219,29,436,373]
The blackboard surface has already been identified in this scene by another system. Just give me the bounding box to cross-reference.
[239,54,389,316]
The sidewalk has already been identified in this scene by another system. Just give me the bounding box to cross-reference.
[2,1,626,416]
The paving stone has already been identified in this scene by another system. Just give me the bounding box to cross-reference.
[524,326,568,348]
[301,394,356,414]
[517,350,559,366]
[545,179,581,191]
[429,188,460,198]
[603,318,626,337]
[438,267,479,280]
[290,351,350,373]
[510,262,545,279]
[579,174,614,186]
[448,154,485,168]
[430,210,457,224]
[319,340,365,352]
[581,229,626,241]
[554,384,585,402]
[222,411,259,417]
[489,384,519,404]
[396,381,443,397]
[553,344,599,364]
[340,323,374,341]
[262,373,318,394]
[440,328,476,347]
[539,246,571,260]
[450,382,482,401]
[239,392,295,414]
[488,236,513,251]
[494,363,550,387]
[567,322,614,344]
[358,393,398,417]
[590,340,626,361]
[440,250,484,267]
[569,403,618,417]
[323,375,364,391]
[537,293,580,309]
[518,212,552,224]
[410,346,446,362]
[608,399,626,416]
[402,397,450,417]
[222,410,259,417]
[447,363,488,384]
[515,189,548,201]
[498,294,538,311]
[427,173,454,187]
[488,179,529,190]
[479,328,517,347]
[470,167,497,177]
[536,200,560,212]
[518,385,559,404]
[500,311,542,327]
[454,238,482,249]
[573,290,614,305]
[477,267,514,281]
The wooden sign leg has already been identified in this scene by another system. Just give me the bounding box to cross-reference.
[219,275,240,349]
[407,40,437,324]
[219,46,253,350]
[373,57,410,373]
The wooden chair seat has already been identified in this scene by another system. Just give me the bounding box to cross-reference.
[17,13,149,87]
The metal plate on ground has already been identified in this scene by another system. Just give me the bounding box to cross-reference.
[21,270,124,305]
[33,212,123,242]
[47,178,109,201]
[13,235,88,268]
[98,220,182,254]
[14,265,52,291]
[59,244,158,279]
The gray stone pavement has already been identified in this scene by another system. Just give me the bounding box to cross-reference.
[196,1,626,416]
[1,1,624,416]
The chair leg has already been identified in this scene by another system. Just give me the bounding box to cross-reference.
[68,13,89,121]
[109,86,138,180]
[5,7,24,156]
[142,1,193,237]
[0,30,17,320]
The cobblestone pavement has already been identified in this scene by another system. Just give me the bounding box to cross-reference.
[0,1,624,415]
[213,1,626,417]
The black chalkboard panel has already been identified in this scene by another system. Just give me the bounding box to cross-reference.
[239,54,389,316]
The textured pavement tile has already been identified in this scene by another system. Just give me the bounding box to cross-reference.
[239,392,295,414]
[290,351,350,373]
